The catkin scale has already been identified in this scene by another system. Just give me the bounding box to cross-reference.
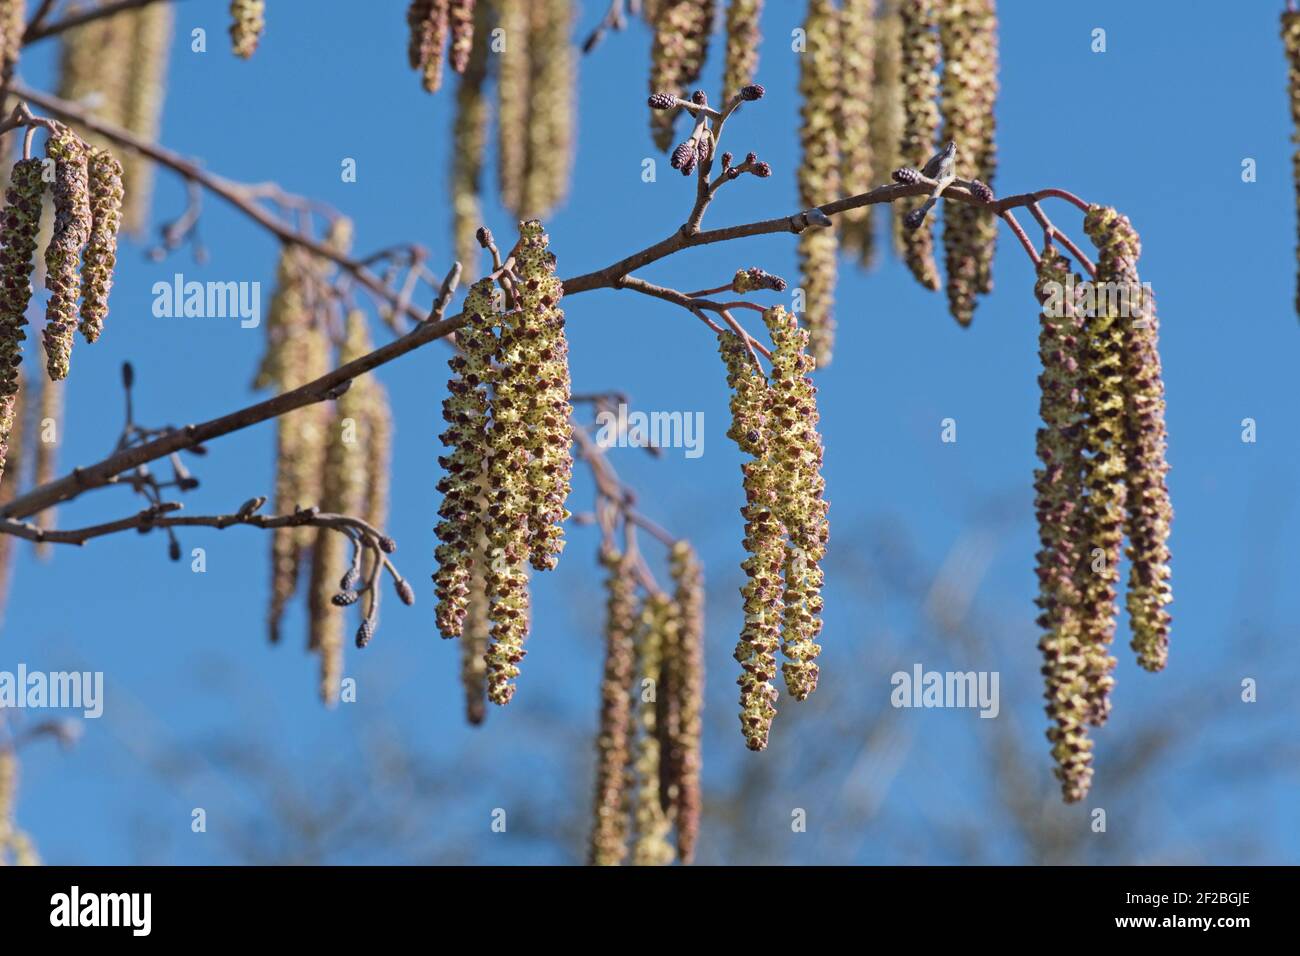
[229,0,266,58]
[897,0,941,291]
[0,160,44,490]
[648,0,715,151]
[42,130,92,383]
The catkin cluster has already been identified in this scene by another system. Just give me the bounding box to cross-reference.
[796,0,841,368]
[0,161,44,490]
[229,0,266,58]
[721,0,762,102]
[1284,10,1300,316]
[42,129,93,383]
[837,0,877,270]
[938,0,998,326]
[897,0,941,291]
[648,0,715,151]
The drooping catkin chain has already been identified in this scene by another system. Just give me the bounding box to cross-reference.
[873,0,906,259]
[451,0,492,282]
[631,593,676,866]
[120,3,172,235]
[721,0,762,102]
[897,0,941,291]
[309,312,373,705]
[460,523,490,725]
[796,0,841,368]
[519,0,574,219]
[648,0,715,151]
[0,160,44,490]
[1032,248,1094,804]
[589,546,638,866]
[938,0,998,326]
[42,129,92,383]
[1283,10,1300,316]
[666,540,703,864]
[1085,206,1173,673]
[719,331,782,752]
[408,0,450,92]
[434,280,496,638]
[763,305,828,702]
[78,148,124,344]
[513,220,573,571]
[229,0,266,58]
[837,0,876,271]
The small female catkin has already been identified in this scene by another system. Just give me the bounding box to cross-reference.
[721,0,762,102]
[434,280,497,638]
[42,129,92,383]
[630,593,676,867]
[1085,206,1173,673]
[666,540,703,864]
[719,332,782,752]
[1032,248,1094,803]
[513,220,573,572]
[520,0,574,218]
[495,0,530,215]
[938,0,999,325]
[408,0,450,92]
[451,0,491,281]
[120,4,173,235]
[589,547,638,866]
[0,160,44,489]
[763,306,828,702]
[648,0,716,151]
[229,0,266,58]
[897,0,941,291]
[796,0,841,367]
[837,0,876,270]
[1283,9,1300,315]
[78,148,125,345]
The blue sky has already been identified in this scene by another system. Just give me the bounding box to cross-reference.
[2,1,1297,864]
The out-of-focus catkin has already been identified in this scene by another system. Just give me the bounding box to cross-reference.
[229,0,265,58]
[0,160,43,489]
[1085,206,1173,673]
[721,0,762,102]
[897,0,941,291]
[0,747,41,866]
[648,1,715,152]
[31,377,62,559]
[119,4,172,235]
[448,0,477,74]
[520,0,572,218]
[408,0,450,92]
[938,0,998,326]
[666,540,703,864]
[1032,248,1093,803]
[0,381,23,623]
[873,0,906,258]
[796,0,841,367]
[451,0,491,281]
[1283,10,1300,315]
[589,547,638,866]
[78,148,124,344]
[495,0,530,215]
[42,129,92,383]
[0,0,23,82]
[630,593,676,866]
[838,0,876,270]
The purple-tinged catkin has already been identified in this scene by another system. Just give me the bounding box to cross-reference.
[229,0,265,58]
[897,0,941,291]
[666,540,703,863]
[648,1,715,152]
[78,148,124,344]
[42,129,92,383]
[448,0,477,74]
[1085,206,1173,673]
[408,0,450,92]
[1032,248,1094,804]
[589,547,638,866]
[520,0,574,218]
[0,160,44,491]
[721,0,762,102]
[837,0,876,270]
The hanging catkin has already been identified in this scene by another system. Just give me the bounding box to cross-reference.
[796,0,840,367]
[648,1,715,151]
[519,0,573,219]
[630,593,676,866]
[1085,206,1173,673]
[0,380,23,625]
[873,0,906,258]
[78,148,124,344]
[1032,248,1094,804]
[0,0,23,83]
[719,332,781,751]
[460,524,490,725]
[408,0,450,92]
[0,160,43,489]
[56,4,132,133]
[495,0,530,214]
[897,0,941,291]
[0,747,40,866]
[938,0,998,325]
[451,0,492,281]
[666,540,703,864]
[589,546,638,866]
[42,129,92,383]
[120,4,173,235]
[229,0,266,57]
[1284,9,1300,316]
[838,0,876,270]
[763,305,828,702]
[721,0,762,102]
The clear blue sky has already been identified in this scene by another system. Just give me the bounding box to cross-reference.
[3,0,1297,864]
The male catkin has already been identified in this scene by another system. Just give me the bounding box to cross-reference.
[229,0,266,58]
[42,129,92,382]
[898,0,941,290]
[0,161,44,489]
[648,1,715,151]
[78,148,125,344]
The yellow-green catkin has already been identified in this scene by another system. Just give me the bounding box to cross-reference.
[0,746,40,866]
[519,0,573,219]
[495,0,529,215]
[589,547,638,866]
[796,0,840,368]
[120,4,173,235]
[451,0,491,281]
[460,523,490,725]
[32,376,62,559]
[408,0,450,92]
[1085,206,1173,673]
[513,220,572,571]
[719,332,781,751]
[763,306,828,701]
[434,280,496,638]
[938,0,998,325]
[78,148,124,344]
[838,0,876,270]
[42,129,91,383]
[1032,248,1093,803]
[897,0,941,291]
[721,0,762,102]
[667,540,703,864]
[873,0,906,258]
[308,314,372,705]
[1284,10,1300,316]
[0,161,43,490]
[229,0,265,58]
[648,0,715,151]
[631,593,676,867]
[0,0,23,82]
